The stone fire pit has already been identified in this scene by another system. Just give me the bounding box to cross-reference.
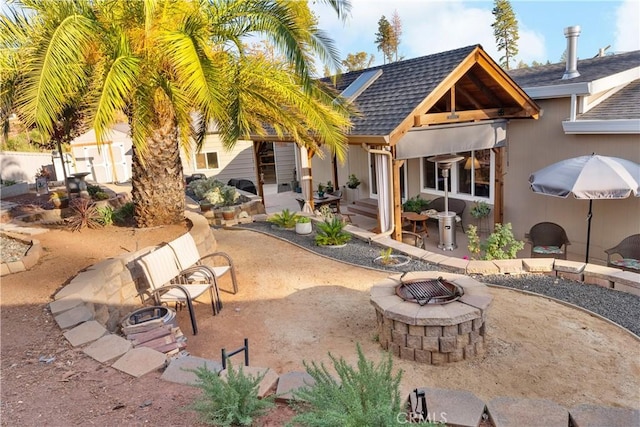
[370,271,493,365]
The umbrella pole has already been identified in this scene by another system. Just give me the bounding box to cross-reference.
[585,199,593,263]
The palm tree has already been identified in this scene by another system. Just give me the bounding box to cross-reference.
[1,0,352,227]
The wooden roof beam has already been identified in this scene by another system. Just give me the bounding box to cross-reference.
[465,72,502,105]
[415,107,525,126]
[474,50,540,119]
[456,86,484,110]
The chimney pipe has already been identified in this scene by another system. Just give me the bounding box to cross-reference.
[562,25,581,80]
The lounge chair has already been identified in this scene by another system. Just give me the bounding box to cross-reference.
[167,232,238,295]
[136,244,220,335]
[527,222,571,259]
[605,234,640,272]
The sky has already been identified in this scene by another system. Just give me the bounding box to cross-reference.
[311,0,640,68]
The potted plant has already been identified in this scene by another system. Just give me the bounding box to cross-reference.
[317,183,325,198]
[402,195,431,213]
[295,216,313,235]
[49,191,69,209]
[35,166,51,196]
[267,208,299,229]
[470,201,491,219]
[346,174,360,189]
[314,217,351,247]
[373,247,411,267]
[325,181,334,194]
[199,200,214,213]
[222,206,235,220]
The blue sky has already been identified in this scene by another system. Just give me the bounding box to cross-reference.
[312,0,640,67]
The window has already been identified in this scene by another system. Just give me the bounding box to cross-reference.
[195,152,219,170]
[421,149,493,201]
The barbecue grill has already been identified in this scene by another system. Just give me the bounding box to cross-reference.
[396,276,463,305]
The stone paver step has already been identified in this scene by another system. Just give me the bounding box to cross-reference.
[570,403,640,427]
[415,387,485,427]
[275,371,315,402]
[161,355,222,386]
[487,397,568,427]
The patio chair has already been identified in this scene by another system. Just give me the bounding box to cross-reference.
[328,190,343,214]
[136,244,220,335]
[605,234,640,272]
[167,232,238,295]
[527,222,571,259]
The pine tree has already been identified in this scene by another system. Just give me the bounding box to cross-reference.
[390,10,403,62]
[375,16,394,64]
[491,0,519,70]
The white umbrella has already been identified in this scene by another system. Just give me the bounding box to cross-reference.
[529,154,640,262]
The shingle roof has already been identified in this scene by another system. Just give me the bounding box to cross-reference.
[579,79,640,120]
[507,50,640,88]
[324,45,478,137]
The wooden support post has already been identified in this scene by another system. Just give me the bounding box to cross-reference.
[392,150,404,242]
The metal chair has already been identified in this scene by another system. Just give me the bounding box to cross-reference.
[167,233,238,295]
[527,222,571,259]
[136,245,219,335]
[605,234,640,272]
[328,190,342,214]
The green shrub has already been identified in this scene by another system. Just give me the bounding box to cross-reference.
[470,201,491,219]
[267,208,299,228]
[314,217,351,246]
[113,202,135,225]
[188,177,239,207]
[0,179,17,186]
[402,195,430,213]
[189,362,274,426]
[467,223,524,260]
[96,205,114,226]
[297,216,311,223]
[291,343,403,426]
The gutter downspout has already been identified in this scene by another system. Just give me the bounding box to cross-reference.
[361,143,394,241]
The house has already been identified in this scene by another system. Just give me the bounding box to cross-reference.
[504,30,639,263]
[253,44,541,240]
[66,123,299,190]
[256,31,638,263]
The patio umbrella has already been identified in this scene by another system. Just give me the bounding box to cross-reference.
[529,154,640,263]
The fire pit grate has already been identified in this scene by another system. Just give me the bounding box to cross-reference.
[396,277,463,306]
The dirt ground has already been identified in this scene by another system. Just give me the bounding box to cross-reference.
[1,197,639,426]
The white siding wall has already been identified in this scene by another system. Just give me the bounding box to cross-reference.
[274,143,296,186]
[181,134,257,185]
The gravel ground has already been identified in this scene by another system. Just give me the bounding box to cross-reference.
[237,221,640,337]
[0,235,32,263]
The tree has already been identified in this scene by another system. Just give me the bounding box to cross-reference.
[342,52,375,71]
[491,0,519,70]
[375,16,394,64]
[390,10,402,62]
[1,0,352,227]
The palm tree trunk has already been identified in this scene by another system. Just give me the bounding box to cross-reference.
[130,116,185,228]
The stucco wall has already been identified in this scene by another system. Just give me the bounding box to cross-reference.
[504,98,640,264]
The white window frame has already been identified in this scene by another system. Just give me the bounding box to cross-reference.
[419,150,494,204]
[194,151,220,170]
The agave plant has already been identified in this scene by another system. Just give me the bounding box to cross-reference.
[315,217,351,246]
[267,209,299,229]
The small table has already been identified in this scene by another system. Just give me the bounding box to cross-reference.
[401,212,429,236]
[313,194,341,210]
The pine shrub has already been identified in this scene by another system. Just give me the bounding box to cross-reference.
[291,343,403,426]
[189,363,274,426]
